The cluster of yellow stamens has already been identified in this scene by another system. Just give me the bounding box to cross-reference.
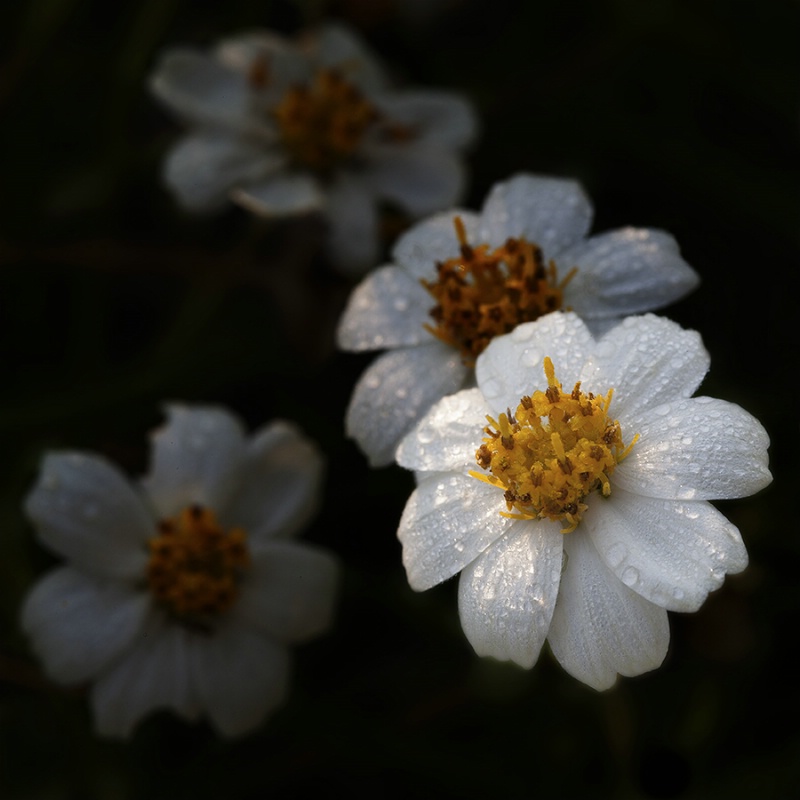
[146,505,249,623]
[271,67,380,172]
[470,358,637,532]
[422,217,576,364]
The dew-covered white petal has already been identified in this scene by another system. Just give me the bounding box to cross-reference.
[231,173,325,216]
[21,567,150,684]
[391,210,480,280]
[458,520,563,668]
[398,473,513,591]
[374,90,478,149]
[396,387,489,474]
[367,143,466,217]
[548,531,670,690]
[336,265,433,351]
[163,134,286,212]
[142,405,247,519]
[25,452,152,579]
[234,541,338,642]
[219,420,324,542]
[580,314,710,421]
[478,173,593,254]
[345,342,469,467]
[323,174,379,275]
[190,620,291,738]
[475,312,594,411]
[616,397,772,501]
[91,617,198,738]
[561,228,700,319]
[585,487,748,612]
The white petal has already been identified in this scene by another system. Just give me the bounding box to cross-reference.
[91,616,197,738]
[336,265,433,351]
[547,531,670,690]
[396,387,489,474]
[190,620,291,738]
[314,23,386,93]
[323,175,379,275]
[615,397,772,501]
[234,541,339,642]
[142,405,247,519]
[579,314,710,421]
[220,420,324,542]
[458,520,563,668]
[163,134,286,212]
[475,311,594,412]
[231,173,325,216]
[585,488,748,612]
[391,209,480,280]
[367,143,466,216]
[214,31,312,88]
[149,48,256,132]
[21,567,150,684]
[345,342,469,467]
[561,228,699,318]
[478,173,593,254]
[398,473,513,591]
[24,452,152,579]
[374,90,478,150]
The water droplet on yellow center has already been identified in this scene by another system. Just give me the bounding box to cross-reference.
[470,358,637,532]
[147,505,249,622]
[422,216,577,364]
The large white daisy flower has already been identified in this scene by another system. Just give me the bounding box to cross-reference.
[337,173,701,466]
[148,23,477,275]
[21,406,338,738]
[396,312,771,689]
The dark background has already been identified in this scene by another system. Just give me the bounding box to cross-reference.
[1,0,798,797]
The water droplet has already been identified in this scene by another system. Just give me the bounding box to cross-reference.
[671,587,685,601]
[393,297,409,312]
[365,374,381,390]
[621,565,640,587]
[417,427,435,445]
[606,542,628,568]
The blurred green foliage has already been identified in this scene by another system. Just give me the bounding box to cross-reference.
[1,0,799,797]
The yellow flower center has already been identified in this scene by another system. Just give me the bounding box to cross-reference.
[422,216,577,365]
[272,67,380,172]
[470,358,637,532]
[146,505,249,623]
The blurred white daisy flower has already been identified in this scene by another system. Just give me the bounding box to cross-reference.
[337,173,701,465]
[21,406,338,738]
[396,312,771,689]
[148,23,477,274]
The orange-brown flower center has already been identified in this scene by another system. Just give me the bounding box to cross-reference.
[422,217,577,365]
[147,505,249,623]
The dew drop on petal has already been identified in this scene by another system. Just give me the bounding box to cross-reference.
[606,542,628,568]
[621,565,640,587]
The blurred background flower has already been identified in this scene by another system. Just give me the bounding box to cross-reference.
[1,0,798,798]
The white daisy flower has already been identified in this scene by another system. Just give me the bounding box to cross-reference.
[337,172,701,466]
[148,23,477,275]
[396,312,771,689]
[21,406,338,738]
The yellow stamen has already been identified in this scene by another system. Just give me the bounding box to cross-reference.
[470,357,637,532]
[422,217,577,364]
[146,505,249,623]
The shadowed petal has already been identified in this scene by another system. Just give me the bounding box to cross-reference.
[25,452,152,579]
[22,567,150,684]
[478,173,593,255]
[345,342,469,467]
[191,620,291,738]
[235,541,339,641]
